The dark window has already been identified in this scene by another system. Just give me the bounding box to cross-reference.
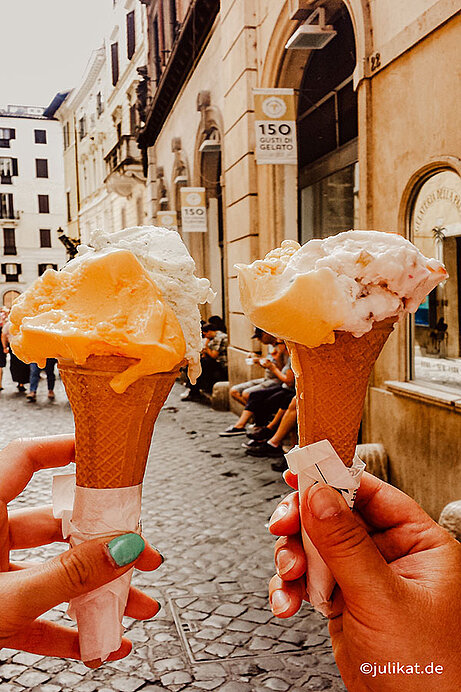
[38,194,49,213]
[66,192,72,222]
[96,92,104,117]
[1,263,21,282]
[0,193,14,219]
[116,122,122,140]
[34,129,47,144]
[153,16,161,84]
[38,263,57,276]
[126,11,136,59]
[39,229,51,247]
[130,104,137,134]
[3,228,16,255]
[35,158,49,178]
[78,116,87,141]
[0,128,15,148]
[63,121,70,149]
[111,42,119,86]
[169,0,178,43]
[0,157,17,183]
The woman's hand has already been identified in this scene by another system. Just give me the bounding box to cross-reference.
[268,470,461,691]
[0,435,162,663]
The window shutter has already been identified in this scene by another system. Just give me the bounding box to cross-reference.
[111,42,119,85]
[127,11,136,59]
[9,129,15,140]
[11,158,18,176]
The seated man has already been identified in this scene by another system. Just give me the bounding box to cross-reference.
[230,329,287,408]
[181,323,228,401]
[220,359,294,436]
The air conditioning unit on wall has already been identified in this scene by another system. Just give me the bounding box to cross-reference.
[286,7,337,50]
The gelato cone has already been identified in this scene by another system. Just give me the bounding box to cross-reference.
[236,230,448,614]
[287,318,395,466]
[59,355,181,488]
[9,225,213,660]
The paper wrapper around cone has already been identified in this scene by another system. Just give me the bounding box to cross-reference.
[285,319,395,614]
[57,355,181,661]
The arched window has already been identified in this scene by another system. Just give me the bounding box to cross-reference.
[297,3,358,242]
[410,168,461,391]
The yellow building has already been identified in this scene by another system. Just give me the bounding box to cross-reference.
[138,0,461,517]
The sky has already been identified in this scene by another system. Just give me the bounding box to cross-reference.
[0,0,113,109]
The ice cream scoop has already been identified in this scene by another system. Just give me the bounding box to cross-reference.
[236,230,447,346]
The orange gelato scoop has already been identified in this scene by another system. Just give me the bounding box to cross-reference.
[9,248,186,393]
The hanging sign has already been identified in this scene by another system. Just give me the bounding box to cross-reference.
[253,88,297,165]
[180,187,207,232]
[157,210,178,231]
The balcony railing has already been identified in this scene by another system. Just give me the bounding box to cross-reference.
[105,135,142,176]
[0,210,20,221]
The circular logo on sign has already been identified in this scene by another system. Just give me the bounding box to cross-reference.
[162,214,174,225]
[186,192,201,206]
[262,96,287,119]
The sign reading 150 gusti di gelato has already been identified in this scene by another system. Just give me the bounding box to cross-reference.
[180,187,207,232]
[253,88,297,165]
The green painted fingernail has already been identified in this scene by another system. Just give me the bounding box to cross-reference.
[108,534,145,566]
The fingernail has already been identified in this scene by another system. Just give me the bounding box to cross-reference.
[108,534,145,566]
[308,484,343,520]
[269,504,288,528]
[275,549,297,576]
[270,589,291,616]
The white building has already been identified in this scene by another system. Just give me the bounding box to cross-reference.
[0,105,67,307]
[52,0,148,244]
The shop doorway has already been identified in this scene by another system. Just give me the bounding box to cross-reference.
[201,145,226,321]
[297,3,358,242]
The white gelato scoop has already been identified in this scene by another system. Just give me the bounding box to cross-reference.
[236,230,447,347]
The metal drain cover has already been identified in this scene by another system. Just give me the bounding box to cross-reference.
[169,590,331,663]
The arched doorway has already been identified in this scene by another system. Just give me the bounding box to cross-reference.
[297,3,358,242]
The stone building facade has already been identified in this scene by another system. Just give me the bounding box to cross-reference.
[0,105,66,305]
[138,0,461,517]
[51,0,148,246]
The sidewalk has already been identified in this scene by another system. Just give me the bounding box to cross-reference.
[0,369,345,691]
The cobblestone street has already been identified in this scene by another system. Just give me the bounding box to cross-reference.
[0,369,345,692]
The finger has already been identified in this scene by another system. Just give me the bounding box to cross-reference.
[283,469,298,490]
[0,435,75,503]
[0,500,9,571]
[355,473,444,540]
[269,574,305,618]
[134,542,164,572]
[268,492,300,536]
[8,617,132,662]
[6,533,147,621]
[9,506,65,549]
[301,483,397,609]
[274,535,306,581]
[125,586,160,620]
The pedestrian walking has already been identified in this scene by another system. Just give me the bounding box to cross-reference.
[27,358,58,402]
[1,318,29,393]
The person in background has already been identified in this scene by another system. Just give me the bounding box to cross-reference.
[208,315,227,333]
[220,358,294,436]
[1,317,30,393]
[244,395,298,470]
[181,323,228,401]
[27,358,58,402]
[228,329,287,411]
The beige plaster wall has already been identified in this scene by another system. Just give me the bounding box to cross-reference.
[369,386,461,518]
[362,16,461,513]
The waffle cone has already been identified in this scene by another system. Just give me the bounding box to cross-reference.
[59,355,180,488]
[287,319,395,466]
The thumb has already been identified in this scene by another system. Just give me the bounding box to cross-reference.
[301,484,395,606]
[9,533,146,621]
